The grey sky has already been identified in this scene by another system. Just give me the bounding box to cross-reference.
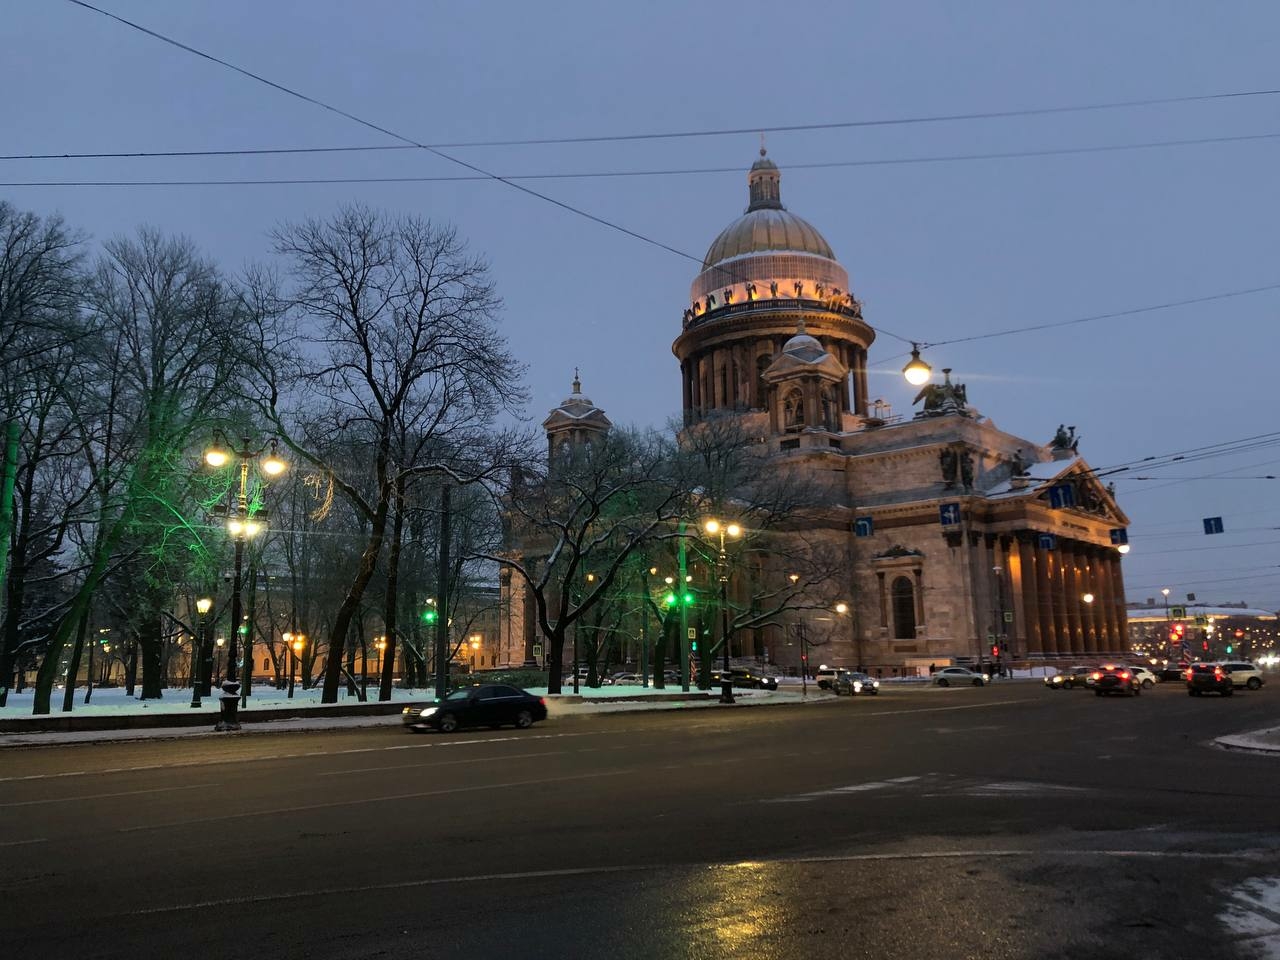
[6,1,1279,608]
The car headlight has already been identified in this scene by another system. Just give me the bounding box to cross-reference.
[853,681,862,692]
[872,681,880,688]
[419,707,437,718]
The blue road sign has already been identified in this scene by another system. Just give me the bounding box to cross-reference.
[854,516,874,537]
[1202,516,1224,535]
[1049,484,1076,509]
[939,503,961,526]
[1109,527,1128,545]
[1037,533,1057,550]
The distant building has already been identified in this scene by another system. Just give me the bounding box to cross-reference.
[1126,601,1278,662]
[504,152,1132,674]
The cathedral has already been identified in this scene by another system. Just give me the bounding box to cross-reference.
[499,151,1130,675]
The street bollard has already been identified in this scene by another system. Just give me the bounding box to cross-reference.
[215,680,242,732]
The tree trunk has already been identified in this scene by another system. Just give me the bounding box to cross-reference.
[124,638,137,697]
[61,610,90,712]
[321,496,390,704]
[433,483,452,700]
[139,615,164,700]
[546,626,566,694]
[653,618,669,688]
[379,476,406,701]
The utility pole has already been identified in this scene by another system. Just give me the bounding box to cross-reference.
[678,523,690,692]
[0,420,20,703]
[433,483,451,700]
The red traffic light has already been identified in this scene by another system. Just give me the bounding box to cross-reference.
[991,645,1000,658]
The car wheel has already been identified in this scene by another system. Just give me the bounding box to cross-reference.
[937,678,949,687]
[515,709,534,729]
[1247,677,1262,690]
[1063,680,1073,689]
[1142,679,1154,689]
[1132,686,1140,697]
[973,678,983,687]
[438,714,458,733]
[1188,688,1198,696]
[1223,687,1234,697]
[1095,689,1104,697]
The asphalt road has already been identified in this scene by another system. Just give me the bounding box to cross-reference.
[2,680,1279,960]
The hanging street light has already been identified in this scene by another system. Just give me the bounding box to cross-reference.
[902,343,932,386]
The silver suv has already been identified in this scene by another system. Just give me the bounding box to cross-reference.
[1220,661,1265,690]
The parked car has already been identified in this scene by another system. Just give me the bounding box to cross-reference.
[1186,662,1234,697]
[1158,663,1190,682]
[1091,664,1140,697]
[1220,660,1265,690]
[610,673,643,686]
[1044,666,1095,690]
[934,667,986,687]
[835,671,880,695]
[402,684,548,732]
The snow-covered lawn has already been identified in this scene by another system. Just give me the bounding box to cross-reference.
[0,684,425,718]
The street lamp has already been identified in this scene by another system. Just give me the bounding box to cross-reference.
[205,434,286,731]
[469,635,480,672]
[190,597,213,708]
[1082,593,1095,604]
[704,517,742,704]
[286,632,305,698]
[902,343,932,386]
[214,636,225,684]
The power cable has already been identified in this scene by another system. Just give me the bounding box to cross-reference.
[65,0,921,345]
[8,128,1280,168]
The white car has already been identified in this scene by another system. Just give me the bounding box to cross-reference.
[1220,661,1265,690]
[933,667,987,687]
[814,667,841,690]
[1127,665,1159,689]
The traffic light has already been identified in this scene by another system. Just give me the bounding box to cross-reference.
[663,591,677,607]
[691,640,698,652]
[422,608,438,624]
[1226,643,1234,654]
[682,591,695,606]
[991,644,1000,658]
[1202,640,1209,651]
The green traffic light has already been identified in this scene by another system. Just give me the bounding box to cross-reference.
[663,591,677,607]
[682,592,694,605]
[423,609,438,624]
[1226,644,1234,654]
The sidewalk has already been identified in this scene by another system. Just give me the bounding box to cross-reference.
[1214,725,1280,755]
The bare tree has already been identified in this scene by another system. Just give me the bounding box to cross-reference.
[267,205,525,703]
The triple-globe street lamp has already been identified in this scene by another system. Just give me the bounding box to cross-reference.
[284,631,306,699]
[703,518,742,705]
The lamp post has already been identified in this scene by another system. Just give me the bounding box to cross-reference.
[205,436,285,731]
[640,566,656,688]
[902,343,932,386]
[214,636,225,684]
[190,597,212,708]
[704,518,742,705]
[469,635,480,672]
[286,633,305,698]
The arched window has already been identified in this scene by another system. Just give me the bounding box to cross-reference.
[891,576,916,639]
[783,388,805,430]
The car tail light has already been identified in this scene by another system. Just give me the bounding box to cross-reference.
[1091,672,1101,681]
[1214,668,1223,677]
[539,697,547,705]
[1119,672,1130,680]
[1185,669,1193,679]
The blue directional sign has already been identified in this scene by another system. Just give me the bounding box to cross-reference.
[1037,533,1057,550]
[1048,484,1076,509]
[1109,527,1128,545]
[1202,516,1224,535]
[939,503,961,526]
[854,516,874,537]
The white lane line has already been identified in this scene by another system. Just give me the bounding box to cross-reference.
[313,751,562,777]
[129,848,1273,916]
[764,775,922,803]
[0,729,621,783]
[0,782,218,809]
[0,837,47,848]
[118,768,635,833]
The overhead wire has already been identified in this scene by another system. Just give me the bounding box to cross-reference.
[7,129,1280,170]
[65,0,924,345]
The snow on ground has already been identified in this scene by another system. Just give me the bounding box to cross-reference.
[1220,876,1280,958]
[0,684,424,718]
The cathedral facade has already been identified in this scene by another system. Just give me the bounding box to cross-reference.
[501,152,1130,674]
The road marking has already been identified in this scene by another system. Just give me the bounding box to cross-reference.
[0,837,47,848]
[764,775,923,803]
[118,768,635,833]
[0,729,621,783]
[0,782,218,808]
[313,751,564,776]
[128,848,1273,916]
[956,781,1086,797]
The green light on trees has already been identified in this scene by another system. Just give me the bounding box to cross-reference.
[423,609,438,624]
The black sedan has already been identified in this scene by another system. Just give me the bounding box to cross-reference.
[1186,662,1234,697]
[1091,665,1140,697]
[402,684,548,733]
[710,669,778,690]
[834,671,880,695]
[1044,666,1094,690]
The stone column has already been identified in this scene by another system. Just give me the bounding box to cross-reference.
[1062,543,1084,654]
[913,567,925,635]
[1017,537,1042,656]
[876,571,888,633]
[682,361,693,416]
[1047,549,1070,655]
[854,347,869,415]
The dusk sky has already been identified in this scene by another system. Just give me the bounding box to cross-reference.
[6,1,1278,608]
